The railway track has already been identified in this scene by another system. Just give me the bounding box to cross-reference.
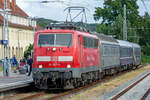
[110,66,150,100]
[19,64,146,100]
[141,87,150,100]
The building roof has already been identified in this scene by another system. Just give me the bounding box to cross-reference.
[0,0,42,30]
[0,0,28,17]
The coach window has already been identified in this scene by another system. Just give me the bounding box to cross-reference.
[130,48,132,57]
[120,47,124,57]
[115,47,117,56]
[128,48,130,57]
[111,47,113,56]
[112,47,115,56]
[109,47,111,56]
[122,49,124,57]
[103,46,108,56]
[116,47,119,56]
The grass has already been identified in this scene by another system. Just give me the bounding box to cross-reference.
[142,55,150,64]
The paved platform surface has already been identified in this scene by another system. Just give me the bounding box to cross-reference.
[0,69,33,92]
[99,70,150,100]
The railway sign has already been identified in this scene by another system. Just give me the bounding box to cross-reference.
[1,40,8,45]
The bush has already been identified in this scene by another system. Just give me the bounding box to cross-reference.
[142,44,150,56]
[142,55,150,63]
[24,44,33,58]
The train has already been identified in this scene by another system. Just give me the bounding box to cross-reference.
[32,23,141,89]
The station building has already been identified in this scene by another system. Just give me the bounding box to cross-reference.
[0,0,39,60]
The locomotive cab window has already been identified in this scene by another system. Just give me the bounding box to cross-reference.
[38,34,54,46]
[56,34,72,47]
[38,34,72,47]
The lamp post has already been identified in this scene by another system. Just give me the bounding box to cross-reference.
[0,8,11,57]
[0,0,11,76]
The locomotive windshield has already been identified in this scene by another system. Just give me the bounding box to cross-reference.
[38,34,72,47]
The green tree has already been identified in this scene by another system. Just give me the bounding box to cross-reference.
[97,13,137,41]
[94,0,140,41]
[94,0,139,26]
[112,14,124,39]
[142,43,150,56]
[138,13,150,46]
[24,44,33,58]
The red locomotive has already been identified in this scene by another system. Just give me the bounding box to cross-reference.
[32,24,101,89]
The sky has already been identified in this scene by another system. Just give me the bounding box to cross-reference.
[16,0,150,23]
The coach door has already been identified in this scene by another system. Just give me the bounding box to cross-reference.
[78,35,83,66]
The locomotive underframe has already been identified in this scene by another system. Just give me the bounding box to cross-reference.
[32,67,102,89]
[32,64,135,89]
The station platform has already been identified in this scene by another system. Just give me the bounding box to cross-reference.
[0,70,33,92]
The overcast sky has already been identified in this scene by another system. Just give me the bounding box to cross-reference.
[16,0,150,23]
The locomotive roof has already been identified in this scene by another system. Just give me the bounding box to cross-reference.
[117,40,133,47]
[92,33,118,43]
[36,29,77,33]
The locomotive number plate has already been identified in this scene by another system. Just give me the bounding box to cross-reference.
[51,56,58,61]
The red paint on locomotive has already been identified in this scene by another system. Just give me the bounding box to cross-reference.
[33,29,100,69]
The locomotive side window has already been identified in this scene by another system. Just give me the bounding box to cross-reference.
[83,37,87,48]
[38,34,72,47]
[78,36,81,46]
[87,38,94,48]
[83,36,98,48]
[94,39,98,48]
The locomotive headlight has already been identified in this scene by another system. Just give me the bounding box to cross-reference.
[39,65,43,68]
[67,64,71,68]
[52,48,56,51]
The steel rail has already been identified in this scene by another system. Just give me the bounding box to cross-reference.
[141,87,150,100]
[110,71,150,100]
